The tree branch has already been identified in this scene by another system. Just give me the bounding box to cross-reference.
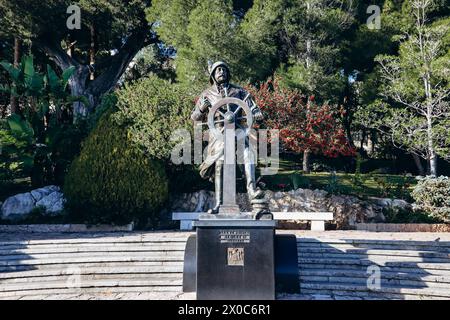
[86,25,158,99]
[33,34,80,70]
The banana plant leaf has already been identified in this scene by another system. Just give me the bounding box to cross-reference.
[46,64,61,94]
[0,61,21,82]
[67,95,90,107]
[22,55,35,79]
[7,114,34,143]
[19,154,34,172]
[38,101,50,118]
[0,84,11,93]
[61,66,76,89]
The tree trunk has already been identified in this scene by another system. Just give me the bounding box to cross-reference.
[69,65,90,119]
[412,153,425,176]
[360,129,366,151]
[35,25,155,120]
[429,152,437,176]
[303,149,311,173]
[426,104,437,176]
[89,24,96,81]
[9,37,21,114]
[66,33,75,57]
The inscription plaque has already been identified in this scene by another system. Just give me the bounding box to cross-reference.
[227,248,244,266]
[219,230,250,243]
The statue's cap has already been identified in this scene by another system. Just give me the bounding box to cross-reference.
[208,60,230,80]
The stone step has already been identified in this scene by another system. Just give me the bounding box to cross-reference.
[297,242,450,254]
[298,288,450,300]
[277,293,387,300]
[299,275,450,289]
[297,247,450,259]
[0,291,192,300]
[299,269,450,283]
[0,272,182,285]
[298,258,450,270]
[0,244,186,255]
[299,282,450,298]
[298,264,450,276]
[297,244,450,255]
[0,285,183,298]
[0,254,185,267]
[0,234,191,246]
[0,260,184,272]
[0,250,185,261]
[296,238,448,248]
[0,265,184,280]
[0,278,183,293]
[298,252,450,263]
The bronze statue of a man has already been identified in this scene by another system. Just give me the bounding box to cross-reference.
[191,61,264,213]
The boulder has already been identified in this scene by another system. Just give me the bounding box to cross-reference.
[35,191,65,215]
[1,192,36,220]
[1,185,65,220]
[30,185,60,202]
[168,188,413,229]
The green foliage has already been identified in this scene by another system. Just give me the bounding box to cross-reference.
[262,156,417,199]
[64,110,169,225]
[276,61,347,103]
[0,119,33,182]
[114,75,194,160]
[372,174,413,201]
[121,44,176,83]
[274,0,354,103]
[147,0,276,85]
[146,0,198,50]
[0,0,149,48]
[383,206,437,224]
[326,171,347,195]
[374,4,450,165]
[352,152,364,187]
[6,113,34,143]
[412,176,450,223]
[87,93,118,131]
[0,54,88,186]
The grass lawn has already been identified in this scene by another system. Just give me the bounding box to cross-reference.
[1,157,418,203]
[258,158,417,200]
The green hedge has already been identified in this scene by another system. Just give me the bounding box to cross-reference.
[114,75,194,160]
[63,109,168,225]
[412,176,450,223]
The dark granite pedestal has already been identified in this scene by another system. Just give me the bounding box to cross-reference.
[193,219,277,300]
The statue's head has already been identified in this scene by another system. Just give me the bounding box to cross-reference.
[208,61,230,85]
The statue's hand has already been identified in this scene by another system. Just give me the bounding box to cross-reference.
[252,108,264,121]
[199,97,211,112]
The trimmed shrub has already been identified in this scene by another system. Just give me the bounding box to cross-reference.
[114,75,194,160]
[63,110,168,225]
[114,75,205,193]
[411,176,450,223]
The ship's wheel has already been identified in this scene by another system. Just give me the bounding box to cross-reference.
[206,97,254,140]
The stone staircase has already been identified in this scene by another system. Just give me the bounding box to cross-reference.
[296,235,450,300]
[0,231,449,300]
[0,232,189,299]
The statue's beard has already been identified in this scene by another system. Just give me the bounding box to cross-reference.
[215,75,228,85]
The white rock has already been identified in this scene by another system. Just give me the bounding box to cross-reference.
[392,199,411,209]
[35,191,65,214]
[1,192,36,220]
[30,185,60,202]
